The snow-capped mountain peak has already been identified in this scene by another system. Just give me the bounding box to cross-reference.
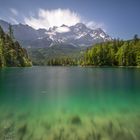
[55,26,70,33]
[75,23,87,28]
[43,23,111,47]
[0,20,112,48]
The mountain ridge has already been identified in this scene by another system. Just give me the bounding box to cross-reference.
[0,19,112,48]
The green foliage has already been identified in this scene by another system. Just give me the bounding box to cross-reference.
[134,34,139,44]
[28,36,140,67]
[0,25,32,68]
[0,39,5,67]
[27,45,83,66]
[47,57,78,66]
[82,37,140,66]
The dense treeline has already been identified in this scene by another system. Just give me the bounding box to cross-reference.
[41,35,140,66]
[47,57,78,66]
[81,35,140,66]
[0,25,32,67]
[27,45,82,66]
[2,24,139,67]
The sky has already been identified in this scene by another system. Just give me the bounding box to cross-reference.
[0,0,140,39]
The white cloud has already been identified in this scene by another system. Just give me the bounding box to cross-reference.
[24,8,81,29]
[9,17,18,24]
[85,21,106,31]
[56,26,70,33]
[10,8,18,16]
[24,8,106,31]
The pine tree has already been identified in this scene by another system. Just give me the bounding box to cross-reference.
[134,34,139,44]
[8,24,15,41]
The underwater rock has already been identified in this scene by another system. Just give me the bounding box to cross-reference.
[71,116,82,125]
[18,124,27,134]
[42,121,51,130]
[18,123,28,140]
[107,121,113,135]
[95,133,102,140]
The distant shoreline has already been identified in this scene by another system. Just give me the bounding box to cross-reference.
[80,65,140,68]
[1,65,140,69]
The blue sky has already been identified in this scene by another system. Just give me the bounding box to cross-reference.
[0,0,140,39]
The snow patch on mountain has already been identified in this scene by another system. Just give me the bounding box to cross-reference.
[56,26,70,33]
[0,20,112,48]
[41,23,112,47]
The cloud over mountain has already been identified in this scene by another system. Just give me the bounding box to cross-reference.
[24,8,81,29]
[10,8,18,16]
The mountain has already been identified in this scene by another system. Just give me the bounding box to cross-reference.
[0,25,32,67]
[27,44,83,65]
[0,20,10,32]
[12,24,39,45]
[0,19,111,48]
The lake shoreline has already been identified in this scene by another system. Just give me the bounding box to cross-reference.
[1,65,140,69]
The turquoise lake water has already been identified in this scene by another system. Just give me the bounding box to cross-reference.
[0,67,140,140]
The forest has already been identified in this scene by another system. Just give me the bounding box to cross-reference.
[0,25,32,67]
[82,35,140,66]
[40,35,140,66]
[0,24,140,67]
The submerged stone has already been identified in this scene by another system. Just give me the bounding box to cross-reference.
[71,116,82,125]
[42,121,51,130]
[18,123,28,140]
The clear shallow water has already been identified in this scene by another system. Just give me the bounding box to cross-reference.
[0,67,140,140]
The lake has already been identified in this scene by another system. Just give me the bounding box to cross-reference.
[0,66,140,140]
